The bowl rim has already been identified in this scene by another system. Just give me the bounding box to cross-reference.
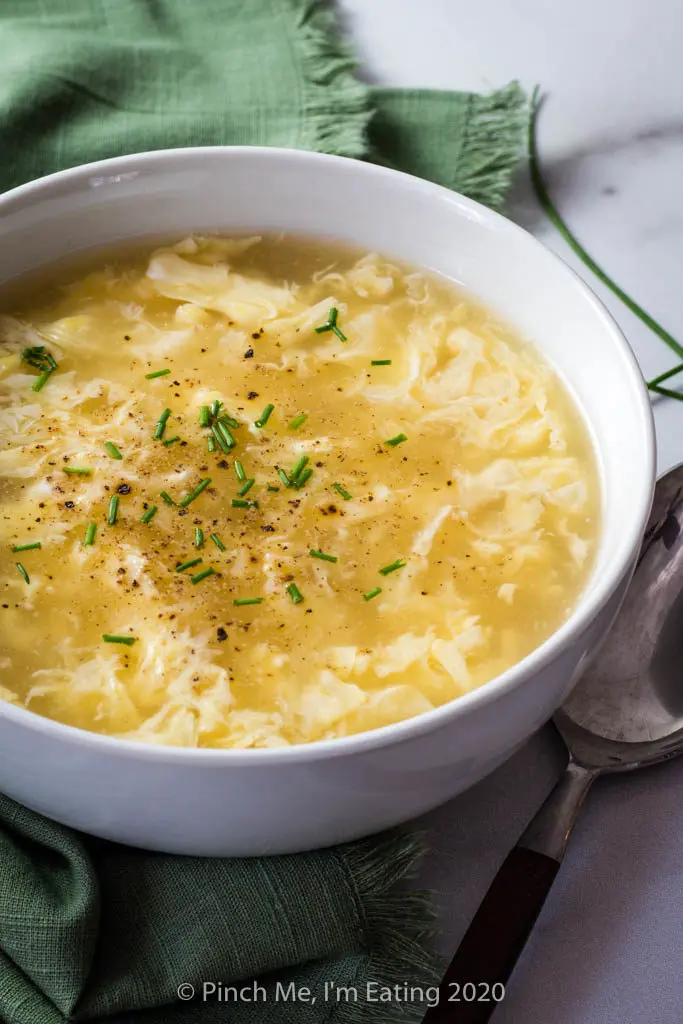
[0,145,656,764]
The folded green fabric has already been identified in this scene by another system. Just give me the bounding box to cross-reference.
[0,2,528,1022]
[0,0,527,207]
[0,795,440,1024]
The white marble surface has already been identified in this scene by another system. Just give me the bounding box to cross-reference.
[338,1,683,1021]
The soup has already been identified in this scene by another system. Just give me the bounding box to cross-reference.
[0,236,599,748]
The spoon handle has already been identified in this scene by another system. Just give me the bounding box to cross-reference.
[423,761,597,1024]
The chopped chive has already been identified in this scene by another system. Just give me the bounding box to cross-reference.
[64,466,92,476]
[385,433,408,447]
[104,442,123,460]
[160,491,175,506]
[107,495,120,526]
[210,533,226,551]
[332,482,352,501]
[32,369,54,392]
[141,506,157,524]
[215,420,236,449]
[293,467,313,489]
[219,413,240,429]
[310,549,338,563]
[286,582,304,604]
[191,567,215,585]
[12,541,42,553]
[232,498,259,509]
[267,485,280,492]
[22,345,45,368]
[211,423,232,453]
[179,477,212,508]
[371,359,392,366]
[379,558,406,576]
[199,405,211,427]
[210,399,222,418]
[290,455,309,481]
[153,408,171,440]
[238,478,255,496]
[195,527,204,548]
[233,597,264,607]
[176,557,203,573]
[102,634,136,646]
[15,562,30,584]
[145,369,171,379]
[84,521,97,545]
[288,413,308,431]
[24,345,60,392]
[255,403,275,428]
[234,460,246,482]
[162,435,181,447]
[363,587,382,602]
[207,436,217,452]
[276,466,291,487]
[315,313,334,333]
[315,307,347,341]
[315,307,338,332]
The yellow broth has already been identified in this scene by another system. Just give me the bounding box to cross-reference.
[0,236,600,748]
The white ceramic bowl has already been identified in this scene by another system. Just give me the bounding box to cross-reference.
[0,148,655,855]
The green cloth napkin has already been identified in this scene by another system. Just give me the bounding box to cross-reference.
[0,0,527,207]
[0,2,528,1022]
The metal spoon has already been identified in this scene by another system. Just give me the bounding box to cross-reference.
[424,462,683,1024]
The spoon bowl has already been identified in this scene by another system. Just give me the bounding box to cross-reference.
[557,461,683,765]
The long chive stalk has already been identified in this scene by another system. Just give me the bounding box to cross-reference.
[530,90,683,395]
